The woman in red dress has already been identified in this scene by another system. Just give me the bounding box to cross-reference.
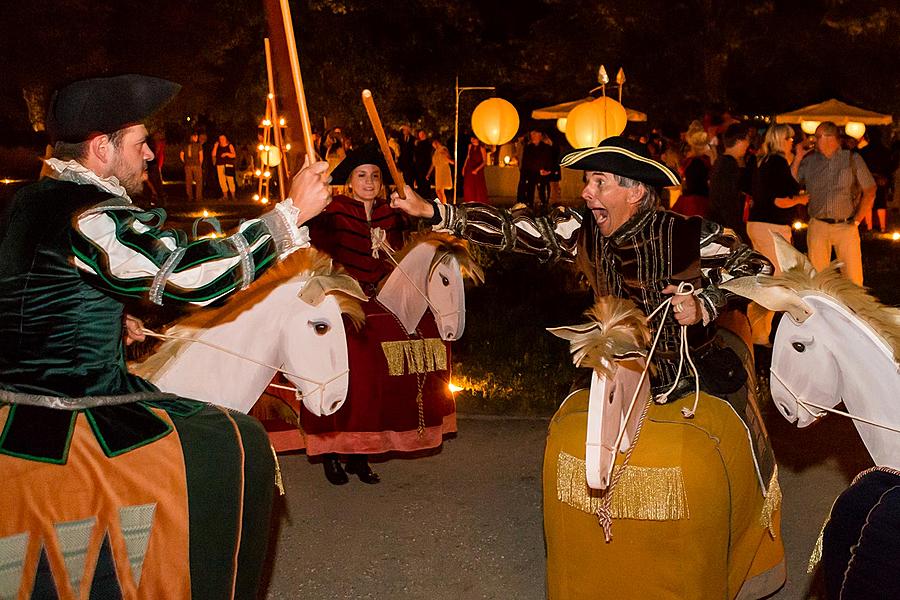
[304,144,456,485]
[462,135,489,203]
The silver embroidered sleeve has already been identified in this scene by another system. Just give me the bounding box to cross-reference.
[226,232,255,291]
[260,207,303,255]
[148,247,186,305]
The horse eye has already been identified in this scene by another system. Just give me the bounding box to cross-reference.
[311,321,330,335]
[440,274,449,286]
[792,342,805,352]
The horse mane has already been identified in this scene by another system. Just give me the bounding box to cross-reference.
[133,247,365,378]
[765,263,900,361]
[571,297,652,379]
[387,231,485,285]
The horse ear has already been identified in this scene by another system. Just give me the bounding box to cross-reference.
[299,274,367,306]
[546,322,601,341]
[771,231,815,275]
[721,275,814,323]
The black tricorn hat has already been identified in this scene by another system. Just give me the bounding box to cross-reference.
[47,74,181,143]
[560,135,680,188]
[330,142,389,185]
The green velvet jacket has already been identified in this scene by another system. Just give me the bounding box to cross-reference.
[0,177,293,397]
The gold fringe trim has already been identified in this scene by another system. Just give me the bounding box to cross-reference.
[760,466,782,538]
[807,518,827,574]
[556,451,689,521]
[382,338,447,376]
[271,444,285,496]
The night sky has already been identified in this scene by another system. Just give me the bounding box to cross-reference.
[0,1,897,146]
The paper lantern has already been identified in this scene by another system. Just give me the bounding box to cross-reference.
[556,118,567,133]
[261,146,282,167]
[800,120,820,135]
[471,98,519,146]
[564,97,628,148]
[845,122,866,139]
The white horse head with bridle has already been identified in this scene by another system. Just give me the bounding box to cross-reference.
[723,233,900,470]
[549,298,652,490]
[376,232,483,340]
[131,248,367,416]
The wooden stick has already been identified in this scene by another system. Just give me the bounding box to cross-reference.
[278,0,316,162]
[264,38,290,193]
[361,89,406,199]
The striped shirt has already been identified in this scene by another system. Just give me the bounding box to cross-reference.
[797,150,875,221]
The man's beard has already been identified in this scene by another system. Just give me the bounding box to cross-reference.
[112,156,146,196]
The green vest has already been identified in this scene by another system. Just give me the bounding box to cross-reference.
[0,178,155,396]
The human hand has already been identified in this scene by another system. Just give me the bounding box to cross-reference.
[662,284,701,326]
[289,158,331,226]
[124,314,146,345]
[390,185,435,218]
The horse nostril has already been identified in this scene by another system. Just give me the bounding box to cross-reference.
[329,401,340,412]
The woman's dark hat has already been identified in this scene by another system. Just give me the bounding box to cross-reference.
[47,74,181,143]
[330,142,388,184]
[560,135,680,187]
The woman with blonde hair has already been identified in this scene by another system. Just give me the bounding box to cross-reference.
[746,123,809,343]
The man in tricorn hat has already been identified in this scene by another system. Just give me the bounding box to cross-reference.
[392,135,785,598]
[394,135,773,390]
[0,74,331,597]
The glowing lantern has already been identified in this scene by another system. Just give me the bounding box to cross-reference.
[800,120,820,135]
[845,122,866,139]
[471,98,519,146]
[564,97,628,148]
[261,146,282,167]
[892,231,900,241]
[556,118,567,133]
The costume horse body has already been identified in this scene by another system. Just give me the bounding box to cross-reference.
[0,249,364,599]
[723,234,900,599]
[543,297,785,600]
[259,233,481,454]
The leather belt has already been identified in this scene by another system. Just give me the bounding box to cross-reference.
[814,217,854,225]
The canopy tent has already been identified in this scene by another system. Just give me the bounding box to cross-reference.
[775,98,892,126]
[531,97,647,122]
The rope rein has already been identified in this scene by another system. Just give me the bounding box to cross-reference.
[596,282,700,541]
[140,328,348,400]
[770,369,900,435]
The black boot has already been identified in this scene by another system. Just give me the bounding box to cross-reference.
[345,455,380,484]
[322,453,348,485]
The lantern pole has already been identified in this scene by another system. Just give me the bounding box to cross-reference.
[454,76,494,205]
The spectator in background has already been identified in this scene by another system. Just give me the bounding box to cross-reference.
[709,122,752,238]
[427,138,453,204]
[212,133,237,200]
[673,120,714,217]
[397,124,417,185]
[792,121,875,285]
[747,123,808,344]
[543,132,562,207]
[462,134,488,203]
[517,130,554,215]
[324,127,345,173]
[413,129,433,197]
[180,131,203,201]
[857,129,891,232]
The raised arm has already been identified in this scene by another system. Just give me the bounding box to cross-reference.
[391,185,582,262]
[72,161,331,306]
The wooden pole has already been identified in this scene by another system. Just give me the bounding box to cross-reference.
[278,0,316,162]
[361,89,406,199]
[264,38,289,198]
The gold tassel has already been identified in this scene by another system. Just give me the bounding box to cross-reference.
[382,339,448,376]
[808,517,828,573]
[270,444,285,496]
[556,452,688,521]
[760,466,782,538]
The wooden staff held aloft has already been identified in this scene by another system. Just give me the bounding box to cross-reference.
[278,0,317,162]
[361,89,406,199]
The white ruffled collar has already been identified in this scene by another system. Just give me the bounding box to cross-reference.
[44,158,131,201]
